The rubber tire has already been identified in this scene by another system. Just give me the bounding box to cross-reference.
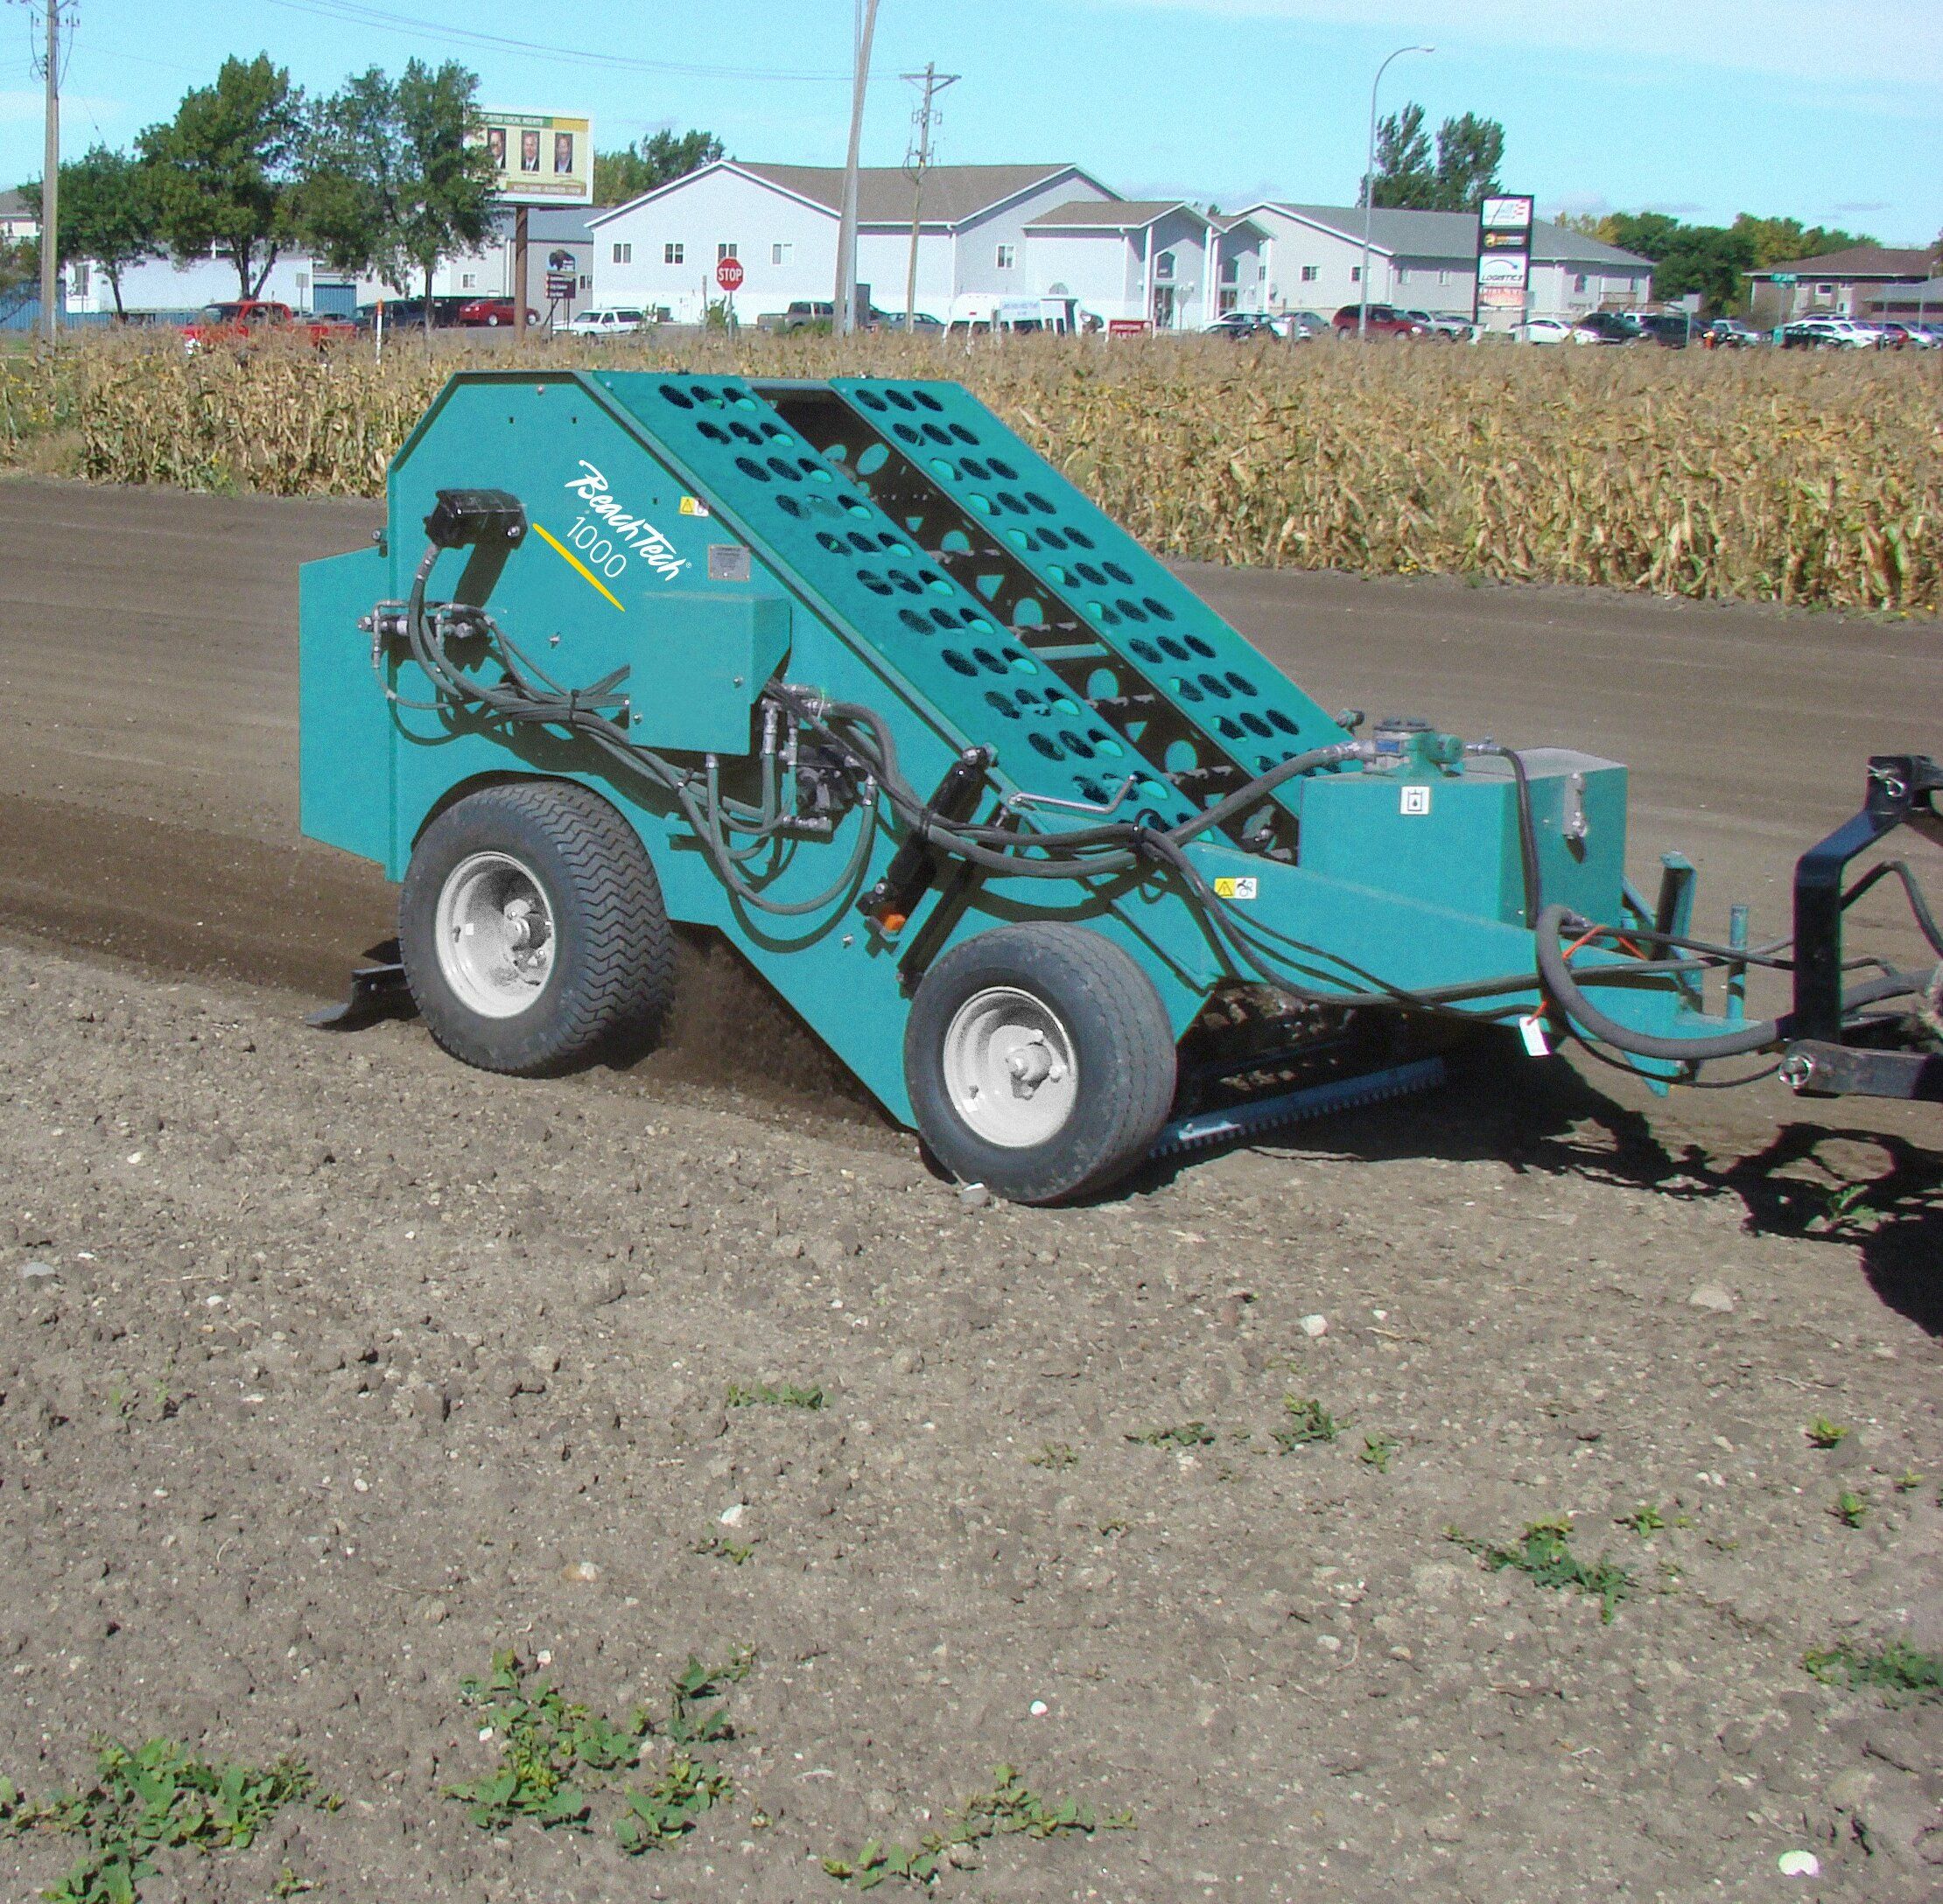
[904,923,1178,1205]
[399,780,675,1077]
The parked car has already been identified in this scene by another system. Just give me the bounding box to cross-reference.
[1405,308,1470,341]
[1631,312,1694,348]
[1281,309,1329,339]
[353,296,470,332]
[1573,310,1641,345]
[1780,318,1873,350]
[561,306,653,339]
[1330,303,1427,338]
[877,311,943,333]
[181,300,353,353]
[1702,318,1763,348]
[457,298,540,327]
[1205,312,1287,341]
[1874,321,1938,349]
[1514,317,1575,345]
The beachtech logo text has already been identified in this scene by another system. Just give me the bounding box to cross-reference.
[562,462,688,580]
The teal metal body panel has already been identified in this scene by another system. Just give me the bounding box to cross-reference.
[296,368,1714,1130]
[299,544,393,864]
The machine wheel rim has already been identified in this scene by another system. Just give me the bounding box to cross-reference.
[942,986,1078,1148]
[434,850,558,1019]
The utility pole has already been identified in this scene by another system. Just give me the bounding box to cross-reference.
[901,60,957,331]
[13,0,67,341]
[832,0,880,336]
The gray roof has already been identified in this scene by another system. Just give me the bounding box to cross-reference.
[1747,245,1939,281]
[0,186,33,217]
[1252,202,1650,269]
[1027,199,1202,231]
[739,162,1105,226]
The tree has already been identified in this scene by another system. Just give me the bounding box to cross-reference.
[18,146,162,318]
[593,129,723,206]
[1364,102,1434,208]
[1603,213,1756,314]
[1729,214,1874,266]
[303,61,497,335]
[1366,104,1506,213]
[1433,113,1504,214]
[139,56,305,298]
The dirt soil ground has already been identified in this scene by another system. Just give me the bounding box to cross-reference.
[0,480,1938,1904]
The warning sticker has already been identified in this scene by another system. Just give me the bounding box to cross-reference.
[1399,785,1432,816]
[1212,875,1259,900]
[678,495,711,516]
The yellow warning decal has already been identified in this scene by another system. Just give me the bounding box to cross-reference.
[1212,875,1259,900]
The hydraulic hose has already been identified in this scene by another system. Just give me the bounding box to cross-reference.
[1533,903,1922,1060]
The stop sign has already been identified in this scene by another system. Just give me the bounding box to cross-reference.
[715,256,745,291]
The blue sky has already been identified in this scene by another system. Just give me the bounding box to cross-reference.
[4,0,1939,242]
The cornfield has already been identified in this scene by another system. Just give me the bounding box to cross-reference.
[5,330,1939,612]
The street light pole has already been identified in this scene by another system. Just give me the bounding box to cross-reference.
[833,0,882,337]
[1357,42,1433,341]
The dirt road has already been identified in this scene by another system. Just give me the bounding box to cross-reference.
[0,479,1937,1904]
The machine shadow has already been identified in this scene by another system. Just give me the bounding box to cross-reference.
[1135,1036,1943,1337]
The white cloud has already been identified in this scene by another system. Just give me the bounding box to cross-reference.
[1091,2,1943,90]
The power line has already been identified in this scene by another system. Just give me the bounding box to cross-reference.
[257,0,853,84]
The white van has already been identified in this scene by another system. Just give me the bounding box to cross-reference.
[944,295,1079,337]
[563,307,652,339]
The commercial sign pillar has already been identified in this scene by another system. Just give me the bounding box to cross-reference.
[1476,193,1534,333]
[513,207,530,338]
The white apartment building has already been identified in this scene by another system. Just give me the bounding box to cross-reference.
[588,160,1119,325]
[1239,204,1652,327]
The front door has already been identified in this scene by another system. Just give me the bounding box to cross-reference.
[1152,284,1176,328]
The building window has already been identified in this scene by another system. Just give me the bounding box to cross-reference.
[1154,250,1175,280]
[1396,268,1408,284]
[1817,282,1833,295]
[772,242,792,267]
[718,242,737,262]
[612,243,631,264]
[1220,257,1238,284]
[1574,273,1589,293]
[995,243,1016,270]
[1350,265,1361,283]
[579,275,591,290]
[1300,264,1319,284]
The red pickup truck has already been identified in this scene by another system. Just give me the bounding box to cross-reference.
[181,301,356,353]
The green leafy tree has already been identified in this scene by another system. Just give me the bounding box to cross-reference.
[138,54,306,298]
[1729,214,1876,265]
[18,146,162,318]
[593,129,724,206]
[0,236,35,296]
[1603,212,1757,314]
[1432,113,1505,213]
[303,60,497,335]
[1364,101,1435,208]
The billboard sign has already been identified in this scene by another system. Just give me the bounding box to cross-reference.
[1475,193,1534,323]
[477,110,593,206]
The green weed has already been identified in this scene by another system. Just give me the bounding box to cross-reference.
[694,1535,754,1565]
[1025,1442,1078,1470]
[1618,1503,1666,1535]
[1803,1640,1942,1702]
[446,1649,747,1844]
[726,1382,824,1410]
[1805,1417,1850,1449]
[824,1764,1132,1888]
[1832,1490,1869,1528]
[2,1740,313,1904]
[1126,1421,1214,1449]
[1359,1434,1401,1474]
[1891,1469,1923,1494]
[1272,1396,1345,1452]
[1447,1518,1636,1623]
